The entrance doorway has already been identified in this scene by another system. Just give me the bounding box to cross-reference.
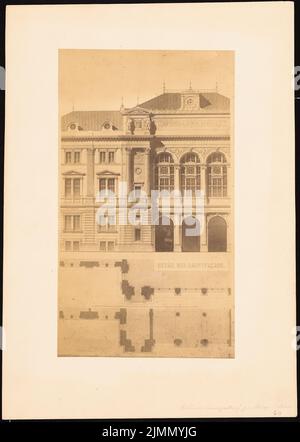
[208,216,227,252]
[181,216,200,252]
[155,216,174,252]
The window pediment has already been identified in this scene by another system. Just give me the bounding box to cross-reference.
[96,170,120,176]
[62,170,85,176]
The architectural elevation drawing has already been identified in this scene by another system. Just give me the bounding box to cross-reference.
[58,50,234,357]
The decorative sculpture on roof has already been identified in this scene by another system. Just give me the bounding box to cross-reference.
[129,119,135,135]
[149,113,157,135]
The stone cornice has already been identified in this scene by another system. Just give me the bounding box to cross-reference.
[62,135,230,142]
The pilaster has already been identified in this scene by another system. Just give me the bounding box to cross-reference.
[200,213,208,252]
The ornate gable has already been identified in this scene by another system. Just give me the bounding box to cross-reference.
[124,106,151,116]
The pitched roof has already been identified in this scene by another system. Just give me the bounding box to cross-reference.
[61,92,230,131]
[61,110,123,131]
[139,93,182,111]
[139,92,230,112]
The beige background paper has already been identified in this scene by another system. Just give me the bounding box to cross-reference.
[3,2,296,418]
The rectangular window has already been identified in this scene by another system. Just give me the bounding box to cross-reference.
[64,215,72,231]
[73,178,81,197]
[65,241,72,251]
[107,241,115,251]
[99,151,106,163]
[100,241,106,251]
[65,151,72,163]
[99,178,116,193]
[99,179,106,192]
[73,215,80,231]
[107,178,115,193]
[65,179,72,197]
[135,119,142,129]
[73,241,80,251]
[135,228,141,241]
[108,151,115,163]
[74,151,80,163]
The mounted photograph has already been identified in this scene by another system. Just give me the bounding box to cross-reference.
[58,49,234,357]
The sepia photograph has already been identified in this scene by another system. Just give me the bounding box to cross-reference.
[3,2,296,422]
[58,50,234,357]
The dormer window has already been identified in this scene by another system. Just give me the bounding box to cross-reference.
[181,94,200,110]
[101,121,117,131]
[67,122,80,131]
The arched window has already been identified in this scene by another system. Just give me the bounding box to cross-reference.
[180,152,200,193]
[155,152,174,191]
[208,216,227,252]
[207,152,227,197]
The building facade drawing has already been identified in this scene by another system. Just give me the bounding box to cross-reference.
[58,49,234,358]
[60,87,232,254]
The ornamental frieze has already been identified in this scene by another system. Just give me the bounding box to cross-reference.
[155,117,230,130]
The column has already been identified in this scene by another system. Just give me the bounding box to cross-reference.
[226,160,232,253]
[144,147,151,196]
[84,147,96,248]
[118,147,132,251]
[199,164,207,251]
[143,147,154,250]
[174,223,181,252]
[174,164,180,190]
[200,213,208,252]
[173,164,181,252]
[125,147,132,193]
[86,147,95,197]
[200,164,207,200]
[225,213,231,253]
